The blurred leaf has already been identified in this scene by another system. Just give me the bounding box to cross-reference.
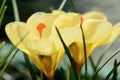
[23,53,37,80]
[55,26,79,80]
[112,60,117,80]
[0,6,7,28]
[68,0,77,12]
[0,77,5,80]
[0,41,5,51]
[58,0,67,10]
[0,49,19,76]
[104,60,120,80]
[89,56,96,72]
[0,0,7,16]
[91,48,120,80]
[0,0,7,29]
[69,65,76,80]
[60,67,66,80]
[0,45,16,68]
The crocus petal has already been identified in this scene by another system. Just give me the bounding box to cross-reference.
[50,26,79,50]
[5,22,30,55]
[83,11,107,21]
[27,47,64,78]
[69,42,97,66]
[83,19,112,43]
[52,10,65,17]
[26,12,64,38]
[24,37,56,55]
[100,23,120,45]
[53,12,80,29]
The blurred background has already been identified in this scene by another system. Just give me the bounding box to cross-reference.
[1,0,120,79]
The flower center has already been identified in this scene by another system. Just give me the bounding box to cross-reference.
[37,23,46,38]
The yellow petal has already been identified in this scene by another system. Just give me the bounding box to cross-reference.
[28,47,64,78]
[101,23,120,45]
[50,26,79,50]
[52,10,65,17]
[24,38,56,55]
[53,12,80,29]
[83,19,112,43]
[26,12,59,38]
[69,42,97,66]
[83,11,107,21]
[5,22,30,55]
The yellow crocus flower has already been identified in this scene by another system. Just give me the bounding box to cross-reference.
[53,11,120,79]
[5,10,79,79]
[69,18,120,77]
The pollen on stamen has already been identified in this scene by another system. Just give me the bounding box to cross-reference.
[37,23,46,38]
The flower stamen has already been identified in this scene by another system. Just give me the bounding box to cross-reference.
[37,23,46,38]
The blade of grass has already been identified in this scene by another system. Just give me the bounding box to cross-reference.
[0,45,16,68]
[55,27,79,80]
[0,49,19,76]
[12,0,20,21]
[80,23,90,79]
[23,53,37,80]
[104,61,120,80]
[0,0,7,16]
[112,60,117,80]
[68,0,77,12]
[58,0,67,10]
[89,56,96,72]
[0,41,5,51]
[0,6,7,28]
[91,48,120,80]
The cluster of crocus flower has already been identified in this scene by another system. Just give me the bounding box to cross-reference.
[5,10,120,80]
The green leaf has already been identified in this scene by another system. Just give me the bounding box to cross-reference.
[91,48,120,80]
[0,41,5,51]
[58,0,67,10]
[0,6,7,28]
[0,49,19,76]
[68,0,77,12]
[55,27,79,80]
[0,45,16,68]
[0,0,7,16]
[23,53,37,80]
[80,24,89,78]
[105,61,120,80]
[112,60,117,80]
[89,56,96,72]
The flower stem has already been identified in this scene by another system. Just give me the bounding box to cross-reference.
[75,62,82,80]
[47,76,54,80]
[80,24,88,75]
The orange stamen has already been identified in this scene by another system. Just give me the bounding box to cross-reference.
[37,23,46,38]
[80,16,84,25]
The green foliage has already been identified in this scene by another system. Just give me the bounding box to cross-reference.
[0,0,7,29]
